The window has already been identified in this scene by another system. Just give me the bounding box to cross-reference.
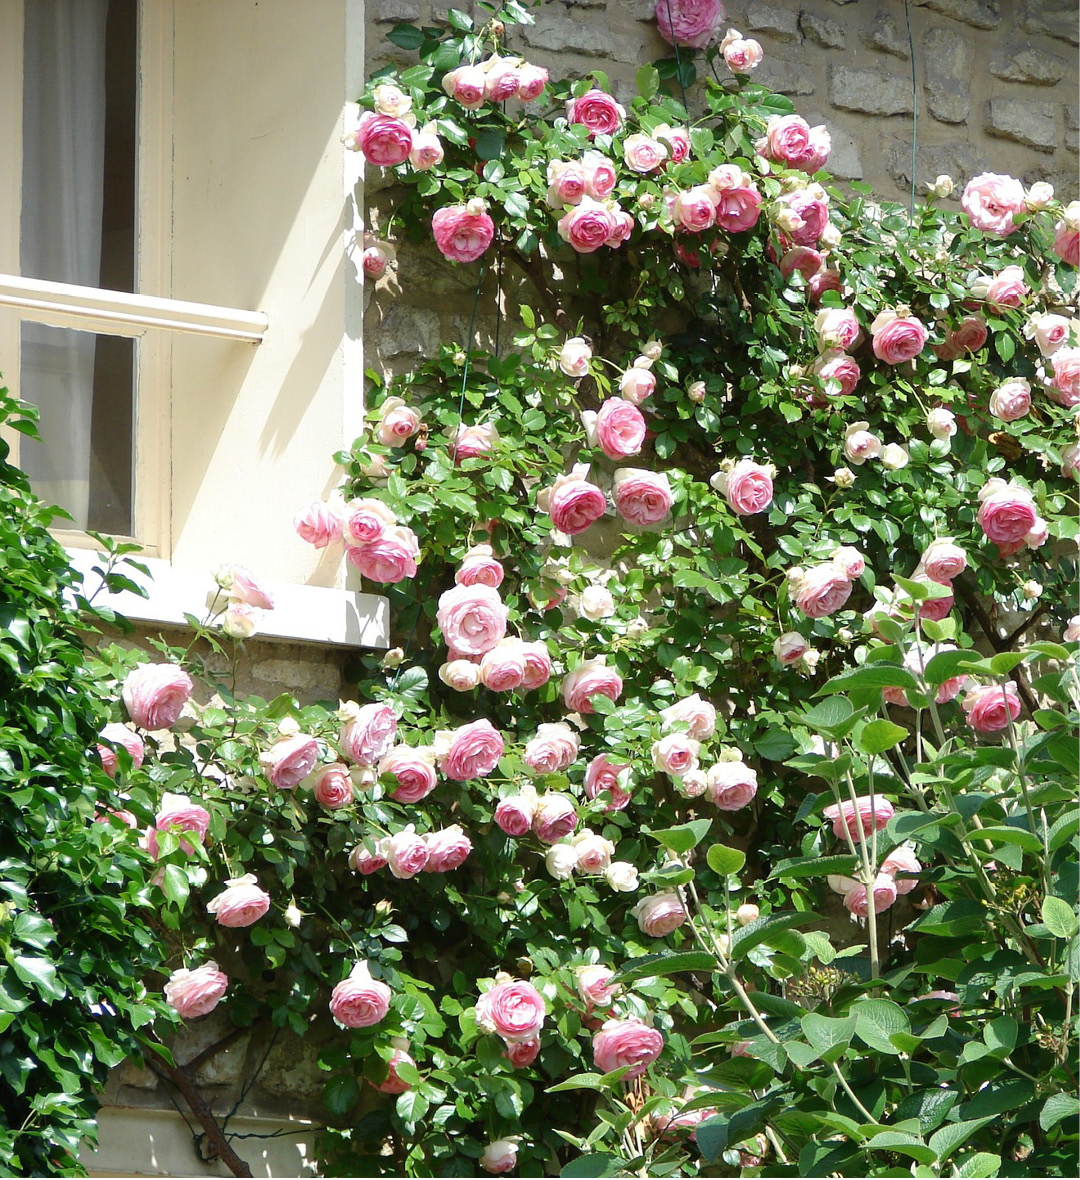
[0,0,385,649]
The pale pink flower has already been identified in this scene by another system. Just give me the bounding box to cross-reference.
[361,237,395,279]
[349,840,388,875]
[963,683,1022,733]
[566,89,625,136]
[122,663,193,731]
[631,891,687,937]
[375,398,422,447]
[261,732,319,790]
[379,746,438,804]
[814,308,861,351]
[584,754,632,810]
[494,787,539,837]
[823,796,894,841]
[583,151,618,200]
[1047,347,1080,406]
[441,65,486,109]
[655,0,725,48]
[353,111,413,167]
[976,481,1038,548]
[541,468,607,535]
[408,123,444,171]
[773,631,808,664]
[572,829,616,874]
[961,172,1025,236]
[476,979,546,1042]
[483,56,521,102]
[330,961,391,1027]
[577,965,618,1009]
[920,538,967,584]
[341,497,397,547]
[346,525,420,583]
[989,378,1031,422]
[523,723,580,775]
[595,398,647,460]
[294,500,344,549]
[613,468,673,526]
[385,826,430,879]
[794,563,854,618]
[451,422,501,462]
[871,310,929,365]
[438,719,505,781]
[206,875,271,928]
[624,133,667,173]
[437,583,509,656]
[974,264,1027,309]
[593,1019,664,1079]
[520,642,553,691]
[456,544,504,589]
[1025,313,1071,357]
[660,693,717,740]
[844,422,882,465]
[706,761,758,811]
[558,197,616,254]
[424,825,472,872]
[164,962,228,1019]
[561,658,623,714]
[619,367,657,405]
[312,763,355,810]
[881,846,921,895]
[651,733,700,777]
[373,1048,416,1094]
[480,1140,518,1175]
[831,545,865,581]
[150,793,210,857]
[720,28,762,73]
[722,458,774,516]
[96,723,145,777]
[479,639,528,693]
[671,185,718,233]
[843,874,898,917]
[339,702,397,766]
[516,63,549,101]
[532,793,579,844]
[432,205,495,263]
[559,337,592,378]
[813,350,861,398]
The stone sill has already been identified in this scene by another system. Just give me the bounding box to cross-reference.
[65,548,389,651]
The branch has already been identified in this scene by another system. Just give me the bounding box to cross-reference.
[954,578,1039,717]
[180,1026,249,1073]
[505,247,573,332]
[1003,604,1047,649]
[148,1040,253,1177]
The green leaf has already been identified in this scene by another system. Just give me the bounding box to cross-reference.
[797,697,854,734]
[706,844,745,876]
[953,1152,1002,1178]
[768,853,858,881]
[611,951,716,984]
[819,665,919,695]
[386,23,425,50]
[546,1072,606,1093]
[857,718,909,755]
[928,1117,994,1163]
[1039,1092,1080,1131]
[731,912,815,961]
[162,864,190,910]
[970,826,1043,853]
[322,1073,359,1116]
[396,1089,429,1126]
[865,1131,937,1165]
[635,64,659,100]
[648,819,711,854]
[800,1012,856,1062]
[473,125,506,161]
[853,999,910,1056]
[924,648,976,687]
[12,955,65,1001]
[911,900,988,938]
[1041,896,1079,939]
[561,1154,624,1178]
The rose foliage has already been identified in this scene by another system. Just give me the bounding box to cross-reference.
[4,3,1080,1177]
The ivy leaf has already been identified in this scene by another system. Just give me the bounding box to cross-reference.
[12,955,65,1001]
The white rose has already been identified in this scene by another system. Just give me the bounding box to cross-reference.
[927,174,954,199]
[926,408,956,440]
[1025,181,1054,211]
[372,83,413,117]
[604,861,639,892]
[438,659,481,691]
[545,843,578,881]
[559,336,593,378]
[881,442,910,470]
[579,584,615,621]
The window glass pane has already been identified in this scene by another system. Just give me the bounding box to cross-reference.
[20,0,137,533]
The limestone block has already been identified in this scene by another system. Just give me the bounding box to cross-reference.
[882,137,987,193]
[523,13,626,60]
[1019,1,1079,46]
[746,1,801,41]
[261,1035,326,1101]
[912,0,1000,30]
[990,45,1069,86]
[828,66,913,116]
[865,10,911,58]
[1066,105,1079,154]
[799,9,846,48]
[802,110,863,179]
[923,26,969,125]
[370,301,443,359]
[753,56,817,96]
[984,98,1058,152]
[115,1059,160,1090]
[371,0,421,21]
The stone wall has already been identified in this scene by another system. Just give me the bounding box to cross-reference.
[367,0,1078,205]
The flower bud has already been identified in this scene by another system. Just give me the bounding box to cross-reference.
[735,903,759,926]
[830,467,856,489]
[688,380,706,403]
[927,175,954,199]
[382,647,404,669]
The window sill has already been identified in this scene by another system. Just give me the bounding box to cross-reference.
[65,548,389,651]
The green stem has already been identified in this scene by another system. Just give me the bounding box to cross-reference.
[829,1059,877,1123]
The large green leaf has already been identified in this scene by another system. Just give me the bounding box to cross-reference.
[730,912,816,961]
[800,1012,856,1063]
[611,951,716,984]
[853,999,910,1056]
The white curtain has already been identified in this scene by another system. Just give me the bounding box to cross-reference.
[20,0,110,527]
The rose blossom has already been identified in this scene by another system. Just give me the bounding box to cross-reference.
[341,497,396,547]
[844,421,882,465]
[206,875,271,928]
[927,408,957,440]
[349,839,388,875]
[881,846,922,894]
[1063,443,1080,481]
[561,658,623,714]
[523,723,580,774]
[456,544,504,589]
[261,732,319,790]
[361,236,395,280]
[503,1037,540,1069]
[963,683,1022,733]
[480,639,528,693]
[714,182,762,233]
[736,903,760,926]
[432,204,495,263]
[540,467,607,535]
[532,793,579,844]
[1064,616,1080,643]
[605,861,640,891]
[1047,346,1080,406]
[961,172,1025,236]
[424,825,472,873]
[483,56,521,102]
[624,133,667,173]
[558,197,616,254]
[822,795,894,841]
[164,962,228,1019]
[1025,313,1071,357]
[437,583,508,656]
[613,469,673,526]
[123,663,193,730]
[976,480,1038,548]
[593,1019,664,1079]
[559,336,593,377]
[294,500,344,549]
[375,397,422,447]
[354,111,412,168]
[546,843,578,880]
[441,65,486,109]
[572,829,616,874]
[831,545,865,581]
[494,786,539,837]
[346,525,420,584]
[989,378,1031,422]
[651,733,700,777]
[583,151,618,200]
[480,1140,518,1175]
[374,1046,416,1094]
[936,315,989,360]
[379,746,438,804]
[438,719,505,781]
[1054,216,1080,267]
[720,29,763,73]
[331,961,391,1028]
[595,398,647,460]
[476,979,546,1043]
[452,422,500,462]
[773,631,808,665]
[775,189,829,246]
[756,114,811,167]
[385,826,430,879]
[517,63,549,101]
[619,367,657,405]
[813,350,861,398]
[920,538,967,584]
[660,693,717,740]
[577,584,615,621]
[584,754,632,811]
[577,965,618,1009]
[339,701,397,766]
[312,762,355,810]
[631,891,687,937]
[872,310,929,364]
[655,0,725,49]
[655,123,690,163]
[546,160,587,209]
[521,642,553,691]
[842,874,898,917]
[974,264,1028,309]
[96,723,145,777]
[793,562,853,618]
[706,761,758,811]
[671,185,718,233]
[809,269,842,303]
[566,89,625,137]
[722,458,774,516]
[814,308,861,352]
[409,122,444,171]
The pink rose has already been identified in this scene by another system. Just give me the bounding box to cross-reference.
[441,65,486,109]
[546,160,588,208]
[521,642,553,690]
[312,763,355,810]
[631,891,687,937]
[355,111,413,167]
[584,754,632,811]
[543,471,607,536]
[780,245,825,282]
[872,312,929,365]
[480,1139,519,1175]
[814,308,861,352]
[723,458,774,516]
[989,378,1031,422]
[801,126,832,173]
[706,761,758,811]
[437,584,509,656]
[484,57,521,102]
[96,723,145,777]
[843,422,882,465]
[1048,347,1080,406]
[261,733,319,790]
[809,269,842,304]
[961,172,1025,236]
[757,114,811,167]
[1027,313,1070,357]
[523,723,580,774]
[164,962,228,1019]
[881,846,921,895]
[495,789,539,836]
[593,1019,664,1079]
[122,663,193,731]
[451,422,500,462]
[963,683,1022,733]
[595,398,647,460]
[385,827,430,879]
[330,961,391,1027]
[660,693,717,740]
[380,746,438,804]
[376,399,422,447]
[409,125,444,171]
[517,63,549,101]
[558,197,616,253]
[456,545,504,589]
[295,501,344,549]
[503,1037,541,1068]
[977,264,1028,309]
[651,733,700,777]
[720,29,762,73]
[920,538,967,584]
[794,563,853,619]
[424,825,472,872]
[348,839,388,875]
[562,658,623,714]
[560,337,593,378]
[432,205,495,264]
[951,315,989,353]
[843,873,898,917]
[151,793,210,857]
[822,795,894,841]
[619,368,657,405]
[583,151,618,200]
[532,793,579,844]
[715,184,762,233]
[476,979,546,1042]
[439,719,505,781]
[655,124,690,163]
[773,631,808,664]
[566,89,625,137]
[374,1048,416,1094]
[206,875,271,928]
[576,965,618,1010]
[340,702,397,766]
[977,482,1038,548]
[613,468,673,526]
[362,238,394,279]
[479,640,526,692]
[813,350,861,397]
[671,186,718,233]
[919,590,954,622]
[1054,220,1080,267]
[342,497,397,547]
[778,191,829,246]
[624,134,667,173]
[655,0,726,49]
[346,525,420,583]
[831,545,865,581]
